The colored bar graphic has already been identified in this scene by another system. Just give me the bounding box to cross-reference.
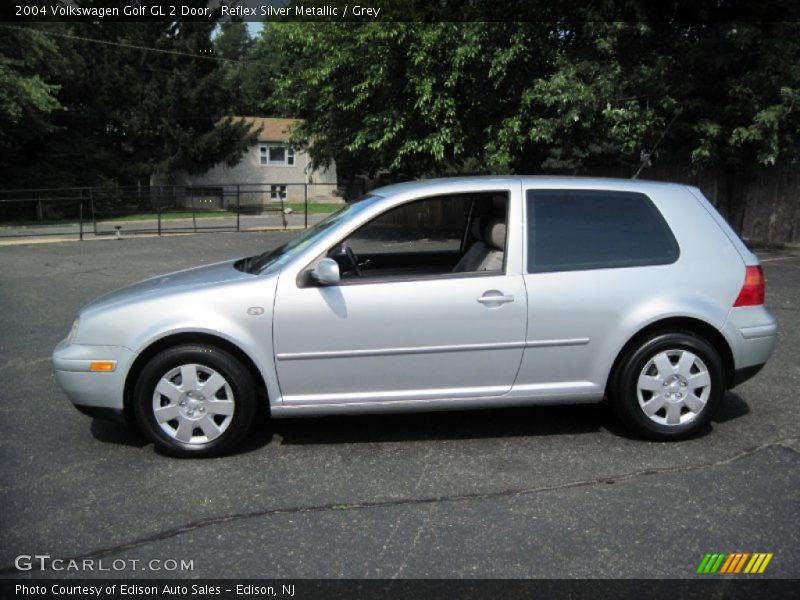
[725,552,742,573]
[720,554,736,573]
[745,554,764,573]
[758,553,773,573]
[744,554,759,573]
[696,554,712,574]
[734,553,749,573]
[698,552,773,574]
[711,554,726,573]
[703,553,720,573]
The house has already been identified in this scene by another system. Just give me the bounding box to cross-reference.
[151,117,339,211]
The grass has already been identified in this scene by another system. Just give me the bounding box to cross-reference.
[0,203,343,227]
[106,211,224,222]
[106,203,342,220]
[284,202,342,214]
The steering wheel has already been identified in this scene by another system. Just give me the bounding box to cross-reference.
[344,244,362,277]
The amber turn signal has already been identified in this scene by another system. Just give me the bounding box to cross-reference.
[89,361,116,372]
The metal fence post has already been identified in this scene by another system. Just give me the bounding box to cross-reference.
[279,189,286,229]
[158,205,162,236]
[191,190,197,232]
[304,183,309,229]
[90,188,97,235]
[236,185,240,232]
[78,192,84,241]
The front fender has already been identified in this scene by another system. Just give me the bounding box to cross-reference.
[80,275,281,409]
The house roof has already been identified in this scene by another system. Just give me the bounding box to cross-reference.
[233,117,300,142]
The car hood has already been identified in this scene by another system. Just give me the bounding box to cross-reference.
[81,259,254,314]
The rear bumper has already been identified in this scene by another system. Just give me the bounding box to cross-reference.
[722,306,778,385]
[52,338,132,411]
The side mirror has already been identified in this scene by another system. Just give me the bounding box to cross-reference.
[311,258,340,285]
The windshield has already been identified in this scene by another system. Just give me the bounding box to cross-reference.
[247,196,379,273]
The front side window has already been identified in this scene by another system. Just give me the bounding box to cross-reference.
[250,195,379,273]
[526,190,679,273]
[329,192,508,281]
[347,196,469,255]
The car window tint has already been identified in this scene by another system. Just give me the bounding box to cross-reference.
[526,190,679,273]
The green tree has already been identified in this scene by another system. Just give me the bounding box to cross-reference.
[268,21,677,179]
[1,4,257,189]
[0,28,61,137]
[242,23,292,117]
[215,20,255,115]
[214,22,290,117]
[0,25,65,188]
[642,19,800,226]
[268,12,800,199]
[118,17,256,177]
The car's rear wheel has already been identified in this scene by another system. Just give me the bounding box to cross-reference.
[134,344,257,457]
[611,331,725,440]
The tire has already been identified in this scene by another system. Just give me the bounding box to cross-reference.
[611,331,725,440]
[134,344,257,457]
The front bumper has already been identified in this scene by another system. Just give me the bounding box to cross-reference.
[52,338,133,412]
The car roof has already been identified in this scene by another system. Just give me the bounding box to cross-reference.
[370,175,687,197]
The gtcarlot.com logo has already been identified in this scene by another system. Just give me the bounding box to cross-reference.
[14,554,194,572]
[696,552,773,574]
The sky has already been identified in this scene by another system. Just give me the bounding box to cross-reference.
[241,0,285,36]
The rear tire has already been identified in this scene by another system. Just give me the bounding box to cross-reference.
[134,344,257,457]
[611,331,725,440]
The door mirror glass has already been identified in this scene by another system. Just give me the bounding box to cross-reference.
[311,258,340,285]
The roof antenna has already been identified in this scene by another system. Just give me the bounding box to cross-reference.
[632,111,680,179]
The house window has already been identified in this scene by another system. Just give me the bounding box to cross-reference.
[260,144,294,166]
[270,185,287,200]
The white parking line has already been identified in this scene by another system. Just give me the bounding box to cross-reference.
[760,256,799,262]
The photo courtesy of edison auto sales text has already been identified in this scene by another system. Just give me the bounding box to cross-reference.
[14,584,296,596]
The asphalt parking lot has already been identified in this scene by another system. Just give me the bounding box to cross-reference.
[0,232,798,579]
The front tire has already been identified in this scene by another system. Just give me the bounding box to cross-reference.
[611,332,725,440]
[134,344,257,457]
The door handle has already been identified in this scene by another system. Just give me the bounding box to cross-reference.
[477,291,514,306]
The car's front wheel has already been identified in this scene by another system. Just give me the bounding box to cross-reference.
[611,331,725,440]
[134,344,257,457]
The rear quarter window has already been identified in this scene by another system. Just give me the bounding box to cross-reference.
[526,190,679,273]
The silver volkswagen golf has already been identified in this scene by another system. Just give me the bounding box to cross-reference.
[53,177,777,456]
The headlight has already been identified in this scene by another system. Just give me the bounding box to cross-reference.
[66,317,80,345]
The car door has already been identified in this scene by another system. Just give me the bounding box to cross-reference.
[272,188,527,406]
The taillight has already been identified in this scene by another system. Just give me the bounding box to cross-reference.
[733,265,765,307]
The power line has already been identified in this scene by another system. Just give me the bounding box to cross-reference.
[0,23,257,65]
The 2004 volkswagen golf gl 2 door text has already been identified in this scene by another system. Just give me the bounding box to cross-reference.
[53,177,778,456]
